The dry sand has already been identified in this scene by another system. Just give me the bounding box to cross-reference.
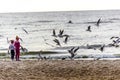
[0,60,120,80]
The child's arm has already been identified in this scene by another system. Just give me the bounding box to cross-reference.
[8,46,10,54]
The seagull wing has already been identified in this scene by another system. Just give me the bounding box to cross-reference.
[74,47,79,53]
[64,36,69,44]
[22,28,28,34]
[52,29,56,37]
[53,39,61,46]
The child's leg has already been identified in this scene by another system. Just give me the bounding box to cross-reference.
[16,49,20,61]
[11,50,14,60]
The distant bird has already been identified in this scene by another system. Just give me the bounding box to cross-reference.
[53,39,61,46]
[58,29,64,37]
[20,46,28,52]
[68,20,73,24]
[7,37,9,43]
[43,56,47,60]
[63,34,69,37]
[62,57,66,60]
[38,51,43,61]
[110,36,119,39]
[68,47,79,59]
[99,45,105,52]
[22,28,28,34]
[112,39,120,45]
[45,42,55,47]
[96,18,101,26]
[68,47,75,54]
[94,57,101,60]
[52,29,57,37]
[19,37,23,42]
[42,36,49,42]
[86,25,91,32]
[14,27,17,30]
[64,36,69,44]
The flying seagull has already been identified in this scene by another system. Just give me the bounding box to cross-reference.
[7,37,9,43]
[64,36,69,44]
[110,36,119,40]
[96,18,101,26]
[22,28,28,34]
[99,45,105,52]
[86,25,91,32]
[52,29,57,37]
[68,47,79,59]
[68,20,73,24]
[58,29,64,37]
[53,39,61,46]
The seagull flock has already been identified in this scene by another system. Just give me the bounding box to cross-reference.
[7,18,120,60]
[38,18,104,60]
[39,18,120,60]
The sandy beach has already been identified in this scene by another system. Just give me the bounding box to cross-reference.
[0,60,119,80]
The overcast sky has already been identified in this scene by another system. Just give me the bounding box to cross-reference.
[0,0,120,13]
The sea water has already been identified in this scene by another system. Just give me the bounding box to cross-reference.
[0,10,120,58]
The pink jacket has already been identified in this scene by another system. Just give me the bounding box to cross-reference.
[14,41,20,50]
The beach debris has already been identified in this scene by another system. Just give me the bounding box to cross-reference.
[22,28,28,34]
[53,39,61,46]
[86,25,92,32]
[96,18,101,26]
[68,47,79,59]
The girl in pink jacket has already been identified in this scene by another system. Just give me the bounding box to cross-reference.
[14,36,20,61]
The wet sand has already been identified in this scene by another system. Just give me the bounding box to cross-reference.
[0,60,120,80]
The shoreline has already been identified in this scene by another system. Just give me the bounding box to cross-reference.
[0,60,119,80]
